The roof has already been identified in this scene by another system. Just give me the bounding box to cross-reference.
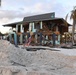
[3,21,22,27]
[45,18,71,26]
[3,18,71,27]
[3,12,71,27]
[23,12,71,26]
[23,12,55,22]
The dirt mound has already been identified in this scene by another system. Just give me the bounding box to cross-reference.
[0,40,76,75]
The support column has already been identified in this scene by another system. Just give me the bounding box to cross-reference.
[29,23,32,31]
[14,32,18,47]
[21,24,23,33]
[40,32,42,45]
[9,33,12,43]
[35,33,37,43]
[16,24,18,33]
[20,24,23,44]
[56,26,60,44]
[58,35,60,44]
[56,26,58,31]
[32,22,34,32]
[20,34,23,44]
[40,21,42,29]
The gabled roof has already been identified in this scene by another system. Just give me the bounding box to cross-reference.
[3,12,71,27]
[23,12,55,22]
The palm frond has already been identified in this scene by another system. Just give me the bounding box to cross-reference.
[74,10,76,20]
[65,14,69,26]
[74,6,76,10]
[64,13,69,26]
[65,14,68,21]
[70,13,73,20]
[70,8,76,20]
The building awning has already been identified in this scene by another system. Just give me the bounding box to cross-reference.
[3,21,23,27]
[44,18,71,26]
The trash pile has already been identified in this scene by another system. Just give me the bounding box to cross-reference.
[0,40,76,75]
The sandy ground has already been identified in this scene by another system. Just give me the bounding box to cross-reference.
[0,40,76,75]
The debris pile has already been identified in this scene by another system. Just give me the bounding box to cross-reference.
[0,40,76,75]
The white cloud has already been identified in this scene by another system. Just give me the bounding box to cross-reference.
[0,0,76,33]
[0,10,25,19]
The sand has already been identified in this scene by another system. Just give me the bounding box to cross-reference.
[0,40,76,75]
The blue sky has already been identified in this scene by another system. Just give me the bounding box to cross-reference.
[0,0,76,33]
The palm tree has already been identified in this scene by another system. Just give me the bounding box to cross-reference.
[65,6,76,47]
[0,0,1,6]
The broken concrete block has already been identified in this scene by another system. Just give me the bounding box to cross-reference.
[40,72,50,75]
[2,69,12,75]
[27,71,40,75]
[15,71,27,75]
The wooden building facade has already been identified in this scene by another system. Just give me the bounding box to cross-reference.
[3,12,71,46]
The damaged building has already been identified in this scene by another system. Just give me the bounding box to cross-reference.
[3,12,71,46]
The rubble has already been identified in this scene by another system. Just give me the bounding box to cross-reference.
[0,40,76,75]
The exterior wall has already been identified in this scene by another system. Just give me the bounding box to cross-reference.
[22,21,69,45]
[7,20,69,45]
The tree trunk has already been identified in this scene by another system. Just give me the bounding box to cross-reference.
[72,20,76,47]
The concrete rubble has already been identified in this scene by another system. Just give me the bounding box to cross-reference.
[0,40,76,75]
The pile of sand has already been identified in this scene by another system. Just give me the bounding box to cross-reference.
[0,40,76,75]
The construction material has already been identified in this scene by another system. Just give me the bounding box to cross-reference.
[0,40,76,75]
